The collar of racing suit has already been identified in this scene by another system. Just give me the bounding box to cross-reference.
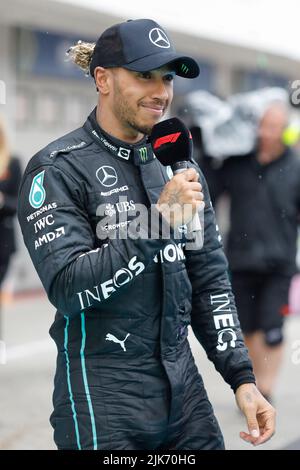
[84,107,156,166]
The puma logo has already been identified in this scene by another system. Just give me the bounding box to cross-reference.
[105,333,130,352]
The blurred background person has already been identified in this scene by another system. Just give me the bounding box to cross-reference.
[204,102,300,403]
[0,116,22,336]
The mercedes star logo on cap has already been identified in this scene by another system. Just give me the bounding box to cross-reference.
[149,28,171,49]
[96,166,118,187]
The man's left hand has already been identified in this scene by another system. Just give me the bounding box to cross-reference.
[235,383,276,446]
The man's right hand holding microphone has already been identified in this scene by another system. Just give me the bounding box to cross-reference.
[156,168,205,230]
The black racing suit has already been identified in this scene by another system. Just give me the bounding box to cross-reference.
[18,108,255,450]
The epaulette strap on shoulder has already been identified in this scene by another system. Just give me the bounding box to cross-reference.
[49,140,89,159]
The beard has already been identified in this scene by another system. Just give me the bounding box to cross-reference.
[128,120,153,136]
[112,82,162,136]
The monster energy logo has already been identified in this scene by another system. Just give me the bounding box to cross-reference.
[181,64,189,74]
[29,171,46,209]
[138,147,148,163]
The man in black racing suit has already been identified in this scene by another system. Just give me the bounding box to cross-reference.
[17,19,275,450]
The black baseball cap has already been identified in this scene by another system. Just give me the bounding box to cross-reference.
[89,19,200,79]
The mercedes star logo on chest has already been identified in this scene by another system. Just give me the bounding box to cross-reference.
[96,166,118,187]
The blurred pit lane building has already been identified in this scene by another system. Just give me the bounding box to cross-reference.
[0,0,299,293]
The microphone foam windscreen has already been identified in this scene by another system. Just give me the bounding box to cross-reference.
[149,117,193,166]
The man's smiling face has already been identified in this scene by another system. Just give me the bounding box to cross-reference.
[108,66,175,136]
